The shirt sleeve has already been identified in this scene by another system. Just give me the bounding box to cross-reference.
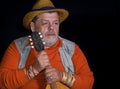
[71,44,94,89]
[0,41,29,89]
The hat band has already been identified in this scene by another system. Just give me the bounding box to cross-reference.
[31,6,56,11]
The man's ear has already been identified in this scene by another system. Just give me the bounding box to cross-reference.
[30,22,35,32]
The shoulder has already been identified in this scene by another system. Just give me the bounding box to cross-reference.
[15,36,29,42]
[60,37,75,45]
[14,36,29,50]
[60,37,81,49]
[14,36,29,45]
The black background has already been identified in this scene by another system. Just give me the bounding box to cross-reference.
[0,0,119,89]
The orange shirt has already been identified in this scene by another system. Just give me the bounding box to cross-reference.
[0,37,94,89]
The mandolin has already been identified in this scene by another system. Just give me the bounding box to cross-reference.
[30,32,69,89]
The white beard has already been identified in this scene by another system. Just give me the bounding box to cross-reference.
[44,35,58,47]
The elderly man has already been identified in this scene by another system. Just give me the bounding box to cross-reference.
[0,0,94,89]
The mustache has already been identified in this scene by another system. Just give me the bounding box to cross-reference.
[45,31,55,35]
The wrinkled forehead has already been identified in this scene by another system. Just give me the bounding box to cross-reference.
[32,11,60,22]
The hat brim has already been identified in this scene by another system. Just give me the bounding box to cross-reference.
[23,9,69,30]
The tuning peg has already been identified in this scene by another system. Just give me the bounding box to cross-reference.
[38,32,41,35]
[42,41,45,45]
[40,35,43,38]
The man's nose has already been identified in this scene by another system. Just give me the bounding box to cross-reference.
[48,24,54,31]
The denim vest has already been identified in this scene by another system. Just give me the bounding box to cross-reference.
[15,36,75,74]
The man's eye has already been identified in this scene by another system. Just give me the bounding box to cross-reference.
[56,23,59,25]
[54,22,59,25]
[42,23,48,25]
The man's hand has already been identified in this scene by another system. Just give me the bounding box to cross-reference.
[45,65,63,84]
[32,51,51,73]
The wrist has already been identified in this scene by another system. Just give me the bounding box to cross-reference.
[32,65,40,75]
[25,65,39,80]
[61,72,75,87]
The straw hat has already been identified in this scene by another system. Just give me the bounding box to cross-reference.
[23,0,69,30]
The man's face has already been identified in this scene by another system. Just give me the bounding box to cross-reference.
[30,12,60,47]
